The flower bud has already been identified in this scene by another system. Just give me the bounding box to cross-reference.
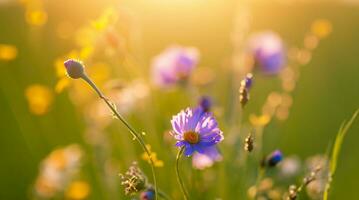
[262,150,283,167]
[198,96,212,112]
[241,73,253,90]
[64,59,85,79]
[140,188,155,200]
[267,150,283,167]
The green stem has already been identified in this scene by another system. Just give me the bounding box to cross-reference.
[176,147,189,200]
[254,167,265,199]
[158,189,172,200]
[81,74,158,200]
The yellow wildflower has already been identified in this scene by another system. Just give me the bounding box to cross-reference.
[141,145,164,167]
[25,84,53,115]
[249,114,271,127]
[0,44,17,61]
[26,9,48,26]
[311,19,332,39]
[65,181,90,200]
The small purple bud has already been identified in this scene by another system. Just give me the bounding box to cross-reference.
[64,59,85,79]
[198,96,212,112]
[140,188,155,200]
[266,150,283,167]
[244,73,253,89]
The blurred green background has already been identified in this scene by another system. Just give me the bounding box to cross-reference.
[0,0,358,199]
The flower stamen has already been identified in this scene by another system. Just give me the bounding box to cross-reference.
[183,131,200,144]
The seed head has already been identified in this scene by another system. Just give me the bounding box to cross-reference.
[119,162,147,195]
[287,185,298,200]
[239,87,249,108]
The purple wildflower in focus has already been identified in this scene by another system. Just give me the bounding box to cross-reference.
[170,107,224,157]
[248,31,286,75]
[151,45,199,87]
[198,96,212,112]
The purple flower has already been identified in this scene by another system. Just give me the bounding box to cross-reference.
[248,31,286,75]
[192,146,222,170]
[151,45,199,87]
[171,107,224,157]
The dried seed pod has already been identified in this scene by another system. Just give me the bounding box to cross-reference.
[239,86,249,108]
[287,185,298,200]
[244,132,254,152]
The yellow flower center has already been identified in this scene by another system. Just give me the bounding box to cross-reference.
[183,131,199,144]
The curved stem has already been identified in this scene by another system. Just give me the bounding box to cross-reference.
[81,74,158,200]
[176,147,189,200]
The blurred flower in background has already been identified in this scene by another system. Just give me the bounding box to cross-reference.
[278,155,301,178]
[151,45,199,88]
[311,19,332,39]
[20,0,48,27]
[25,84,53,115]
[0,44,17,61]
[65,181,90,200]
[192,147,223,170]
[248,31,286,75]
[305,155,329,199]
[34,144,84,199]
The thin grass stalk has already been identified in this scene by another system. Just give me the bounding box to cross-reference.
[81,74,158,200]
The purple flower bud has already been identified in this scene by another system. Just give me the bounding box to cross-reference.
[266,150,283,167]
[140,188,155,200]
[198,96,212,112]
[64,59,85,79]
[244,73,253,89]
